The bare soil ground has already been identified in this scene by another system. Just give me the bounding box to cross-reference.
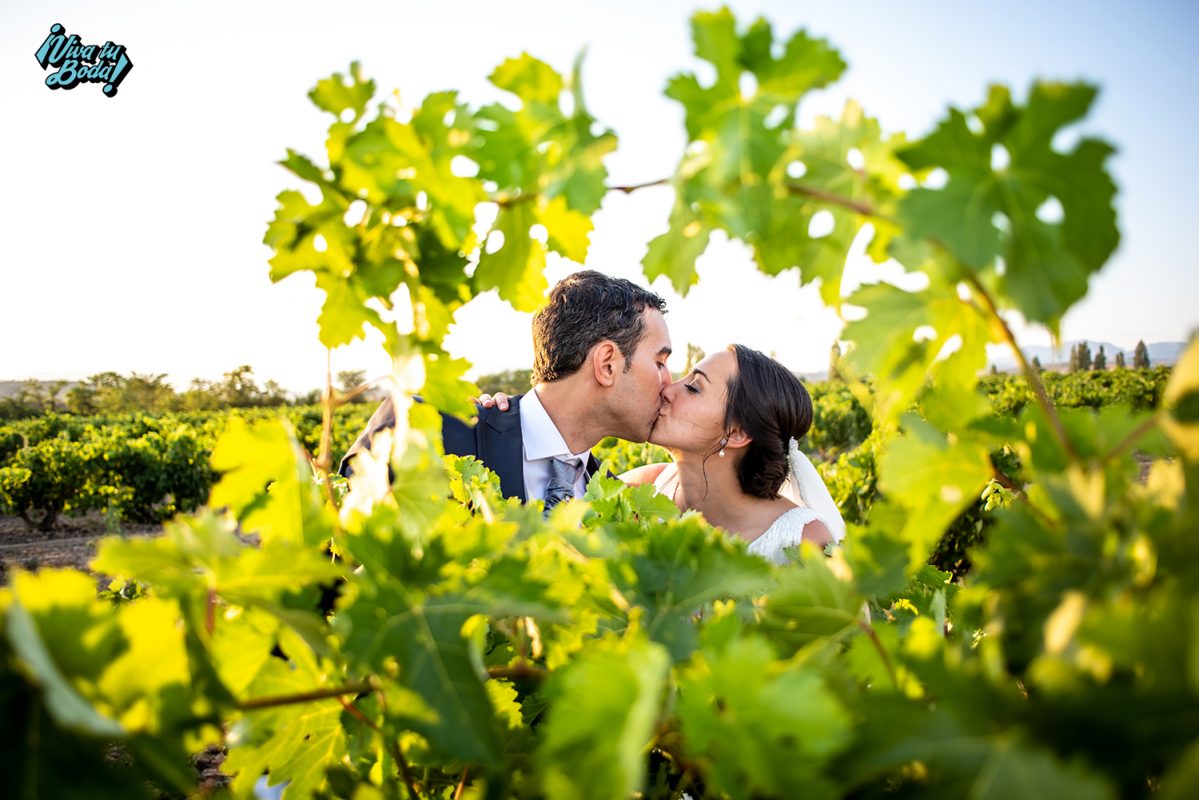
[0,513,161,583]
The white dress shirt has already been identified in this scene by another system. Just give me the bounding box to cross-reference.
[519,389,590,502]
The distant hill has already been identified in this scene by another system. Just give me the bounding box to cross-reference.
[990,340,1186,371]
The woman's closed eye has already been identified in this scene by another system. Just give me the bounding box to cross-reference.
[684,382,700,394]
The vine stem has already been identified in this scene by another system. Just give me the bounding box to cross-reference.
[487,663,547,682]
[490,176,887,219]
[785,182,881,218]
[318,349,334,475]
[609,177,672,194]
[335,695,422,800]
[453,767,470,800]
[237,680,373,711]
[960,271,1080,464]
[1100,412,1162,465]
[858,619,900,692]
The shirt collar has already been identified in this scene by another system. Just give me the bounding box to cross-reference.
[520,388,589,464]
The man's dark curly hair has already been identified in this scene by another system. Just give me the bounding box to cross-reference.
[531,271,667,383]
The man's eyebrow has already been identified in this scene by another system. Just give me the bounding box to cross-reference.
[658,346,673,357]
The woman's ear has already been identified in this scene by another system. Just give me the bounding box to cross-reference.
[724,427,752,451]
[591,341,621,387]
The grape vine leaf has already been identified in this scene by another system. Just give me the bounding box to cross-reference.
[224,630,347,799]
[968,739,1116,800]
[756,553,863,652]
[877,415,994,563]
[474,202,549,312]
[337,587,503,765]
[677,633,852,797]
[641,193,710,295]
[209,418,336,547]
[537,636,670,800]
[5,572,124,737]
[650,7,853,295]
[308,61,375,123]
[842,277,991,427]
[609,516,772,661]
[1162,337,1199,460]
[897,82,1118,331]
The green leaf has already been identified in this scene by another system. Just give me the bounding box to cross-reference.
[309,62,376,122]
[900,178,1001,270]
[968,739,1115,800]
[490,53,565,105]
[475,51,615,219]
[337,587,502,765]
[209,418,335,547]
[878,415,994,563]
[641,195,709,295]
[756,553,863,652]
[1163,337,1199,460]
[5,578,124,737]
[401,92,485,250]
[843,278,991,427]
[843,518,912,599]
[224,631,347,799]
[897,81,1118,330]
[611,515,773,661]
[540,195,593,263]
[475,203,548,312]
[537,636,670,799]
[677,633,851,797]
[314,272,384,349]
[92,510,341,610]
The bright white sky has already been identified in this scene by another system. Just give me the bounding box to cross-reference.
[2,1,1196,392]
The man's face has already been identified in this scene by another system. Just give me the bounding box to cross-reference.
[610,308,672,441]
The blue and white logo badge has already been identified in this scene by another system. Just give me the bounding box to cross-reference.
[35,23,133,97]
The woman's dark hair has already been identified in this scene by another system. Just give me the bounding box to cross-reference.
[723,344,814,499]
[532,271,667,383]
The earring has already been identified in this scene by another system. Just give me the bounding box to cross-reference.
[719,448,725,457]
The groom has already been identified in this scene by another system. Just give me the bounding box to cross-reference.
[339,271,672,505]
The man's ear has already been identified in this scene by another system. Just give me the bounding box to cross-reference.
[591,341,622,387]
[724,427,752,451]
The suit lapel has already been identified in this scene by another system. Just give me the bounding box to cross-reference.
[479,394,528,501]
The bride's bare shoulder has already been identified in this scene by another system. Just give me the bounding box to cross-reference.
[619,462,671,486]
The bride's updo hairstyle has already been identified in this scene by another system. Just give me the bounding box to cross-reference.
[723,344,814,499]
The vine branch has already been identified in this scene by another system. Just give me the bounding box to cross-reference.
[487,663,548,682]
[858,619,901,692]
[237,680,373,711]
[491,176,887,221]
[1100,411,1162,466]
[609,177,672,193]
[453,767,470,800]
[959,270,1080,464]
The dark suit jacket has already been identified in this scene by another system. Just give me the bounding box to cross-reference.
[338,394,601,502]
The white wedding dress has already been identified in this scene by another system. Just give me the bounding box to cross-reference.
[652,465,829,565]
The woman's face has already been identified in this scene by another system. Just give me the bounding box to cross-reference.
[648,349,737,453]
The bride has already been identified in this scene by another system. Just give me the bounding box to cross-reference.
[483,344,844,564]
[622,344,844,563]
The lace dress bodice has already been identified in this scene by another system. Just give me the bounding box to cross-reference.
[652,465,822,564]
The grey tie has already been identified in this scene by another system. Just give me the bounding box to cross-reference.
[543,457,581,514]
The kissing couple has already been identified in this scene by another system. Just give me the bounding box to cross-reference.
[341,270,845,563]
